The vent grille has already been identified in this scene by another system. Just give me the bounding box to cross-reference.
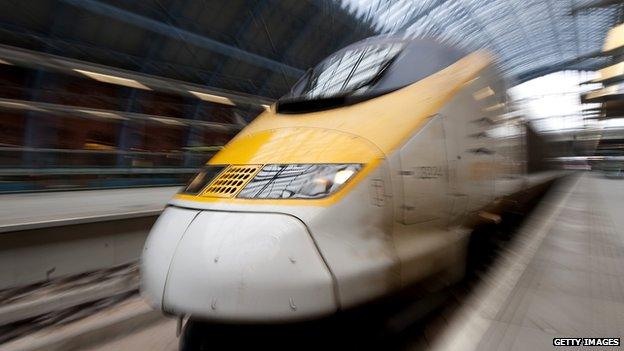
[201,165,261,198]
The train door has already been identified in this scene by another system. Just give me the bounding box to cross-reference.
[392,115,454,286]
[442,113,469,225]
[440,75,497,215]
[398,115,450,226]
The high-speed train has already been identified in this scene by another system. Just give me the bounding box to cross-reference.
[141,35,554,323]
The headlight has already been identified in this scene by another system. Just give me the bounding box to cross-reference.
[237,164,362,199]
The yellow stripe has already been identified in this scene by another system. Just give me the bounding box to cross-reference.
[234,51,491,156]
[175,51,492,206]
[209,127,382,164]
[175,158,381,206]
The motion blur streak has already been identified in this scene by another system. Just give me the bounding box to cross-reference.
[1,1,624,350]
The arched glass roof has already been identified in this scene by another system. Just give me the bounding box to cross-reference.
[340,0,623,83]
[0,0,620,101]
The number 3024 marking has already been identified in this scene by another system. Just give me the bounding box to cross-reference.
[414,166,444,179]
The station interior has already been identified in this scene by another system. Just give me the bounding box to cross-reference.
[1,1,624,350]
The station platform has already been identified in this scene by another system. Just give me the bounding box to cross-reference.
[0,186,179,289]
[0,186,179,233]
[433,173,624,350]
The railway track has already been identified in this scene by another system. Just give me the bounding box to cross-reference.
[0,263,139,344]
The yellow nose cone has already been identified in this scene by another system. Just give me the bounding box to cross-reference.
[209,127,383,165]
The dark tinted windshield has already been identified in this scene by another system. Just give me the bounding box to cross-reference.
[277,37,466,114]
[292,42,404,100]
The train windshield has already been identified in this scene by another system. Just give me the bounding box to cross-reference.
[277,41,404,113]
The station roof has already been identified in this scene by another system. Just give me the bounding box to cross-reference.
[0,0,376,100]
[341,0,624,84]
[0,0,621,101]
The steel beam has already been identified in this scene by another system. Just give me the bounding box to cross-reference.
[58,0,304,78]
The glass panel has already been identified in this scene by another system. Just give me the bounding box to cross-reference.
[297,43,404,100]
[238,164,361,199]
[179,165,226,195]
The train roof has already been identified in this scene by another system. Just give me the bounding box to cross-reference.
[277,35,469,114]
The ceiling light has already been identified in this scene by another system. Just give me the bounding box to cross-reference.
[76,109,127,120]
[0,100,47,112]
[189,91,236,106]
[73,69,151,90]
[150,117,186,126]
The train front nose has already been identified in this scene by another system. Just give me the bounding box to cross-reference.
[151,209,337,322]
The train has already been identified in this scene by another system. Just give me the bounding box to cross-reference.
[141,35,557,324]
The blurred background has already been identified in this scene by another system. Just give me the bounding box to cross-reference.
[0,0,371,192]
[1,0,624,350]
[0,0,621,193]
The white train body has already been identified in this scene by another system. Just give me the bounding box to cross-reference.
[141,36,550,322]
